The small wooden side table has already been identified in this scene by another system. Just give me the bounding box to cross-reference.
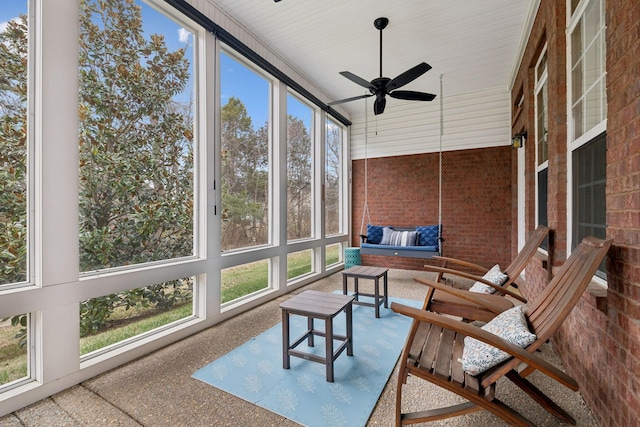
[342,265,389,318]
[280,290,354,382]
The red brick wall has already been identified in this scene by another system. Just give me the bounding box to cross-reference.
[351,148,513,270]
[511,1,640,426]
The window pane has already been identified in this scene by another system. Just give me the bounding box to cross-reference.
[78,0,195,272]
[572,132,607,276]
[325,243,341,267]
[220,52,270,251]
[0,2,29,286]
[221,259,270,304]
[538,168,548,250]
[325,119,343,236]
[287,249,312,281]
[536,82,548,165]
[0,313,29,387]
[570,0,606,142]
[80,278,194,356]
[287,94,313,241]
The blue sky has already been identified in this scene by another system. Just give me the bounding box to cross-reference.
[1,0,311,132]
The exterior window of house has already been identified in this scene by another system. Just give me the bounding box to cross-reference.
[0,0,31,389]
[568,0,607,278]
[287,93,313,241]
[535,46,549,250]
[220,50,271,251]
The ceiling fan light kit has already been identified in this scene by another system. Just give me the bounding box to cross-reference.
[329,17,436,115]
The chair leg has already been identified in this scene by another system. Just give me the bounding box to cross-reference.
[506,370,577,425]
[395,366,405,426]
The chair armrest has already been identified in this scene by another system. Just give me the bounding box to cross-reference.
[413,276,514,316]
[431,256,488,274]
[390,302,579,391]
[419,267,527,303]
[359,234,368,243]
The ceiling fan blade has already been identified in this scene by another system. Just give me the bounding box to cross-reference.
[373,97,386,115]
[385,62,432,92]
[339,71,376,91]
[389,90,436,101]
[328,93,373,105]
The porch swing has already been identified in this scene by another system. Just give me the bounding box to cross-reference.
[358,75,445,260]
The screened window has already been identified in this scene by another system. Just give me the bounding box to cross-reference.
[0,0,31,389]
[325,118,343,236]
[0,1,29,287]
[78,0,196,273]
[77,0,197,357]
[80,277,194,356]
[220,51,271,251]
[287,94,313,241]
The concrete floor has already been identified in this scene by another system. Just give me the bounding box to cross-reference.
[0,269,599,426]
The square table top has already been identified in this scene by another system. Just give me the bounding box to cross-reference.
[279,290,354,317]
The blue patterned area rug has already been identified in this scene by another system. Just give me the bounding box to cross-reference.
[192,293,421,427]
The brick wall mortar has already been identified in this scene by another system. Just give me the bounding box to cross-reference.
[351,148,513,270]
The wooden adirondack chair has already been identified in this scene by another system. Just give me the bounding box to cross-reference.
[420,225,550,322]
[391,236,612,426]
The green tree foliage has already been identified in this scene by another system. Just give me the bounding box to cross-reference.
[0,15,28,285]
[79,0,193,270]
[1,0,195,339]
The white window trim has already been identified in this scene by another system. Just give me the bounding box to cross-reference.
[565,0,607,288]
[534,44,548,246]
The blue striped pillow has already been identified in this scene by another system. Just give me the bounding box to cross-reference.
[380,227,418,246]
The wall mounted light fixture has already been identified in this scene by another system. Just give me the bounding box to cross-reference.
[512,132,526,148]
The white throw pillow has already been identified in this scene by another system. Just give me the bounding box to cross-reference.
[468,264,508,294]
[461,305,537,375]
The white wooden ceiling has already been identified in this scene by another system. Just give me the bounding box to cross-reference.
[206,0,535,118]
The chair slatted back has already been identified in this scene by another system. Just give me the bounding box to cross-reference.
[502,225,550,286]
[525,236,612,343]
[480,236,611,388]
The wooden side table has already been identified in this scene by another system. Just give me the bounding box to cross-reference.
[279,290,355,382]
[342,265,389,318]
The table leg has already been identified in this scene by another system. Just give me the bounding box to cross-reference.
[383,272,389,308]
[374,277,380,318]
[325,317,334,382]
[282,309,290,369]
[346,303,353,356]
[354,277,359,302]
[307,316,314,347]
[342,274,348,295]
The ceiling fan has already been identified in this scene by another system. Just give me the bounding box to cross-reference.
[329,17,436,115]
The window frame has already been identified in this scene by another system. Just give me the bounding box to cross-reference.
[534,44,549,251]
[566,0,608,285]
